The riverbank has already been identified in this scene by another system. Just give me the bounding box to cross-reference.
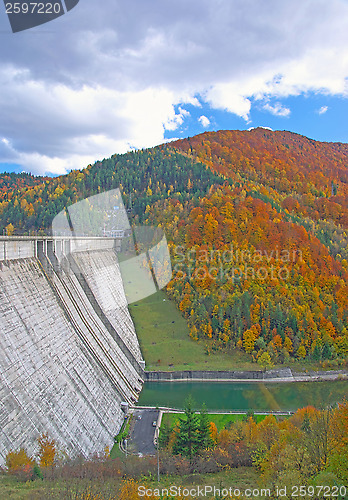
[144,367,348,383]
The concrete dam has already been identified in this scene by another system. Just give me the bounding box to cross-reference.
[0,236,145,465]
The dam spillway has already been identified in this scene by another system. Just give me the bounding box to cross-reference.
[0,236,145,465]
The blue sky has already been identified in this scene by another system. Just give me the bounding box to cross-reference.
[164,94,348,146]
[0,0,348,176]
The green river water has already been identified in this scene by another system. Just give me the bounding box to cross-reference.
[138,380,348,411]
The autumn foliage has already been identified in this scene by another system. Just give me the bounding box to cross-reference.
[3,403,347,497]
[1,129,348,366]
[37,432,56,468]
[5,447,34,480]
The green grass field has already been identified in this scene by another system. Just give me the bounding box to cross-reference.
[161,411,268,432]
[0,476,40,500]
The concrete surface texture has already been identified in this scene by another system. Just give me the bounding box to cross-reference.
[0,239,35,260]
[0,241,144,466]
[72,250,143,362]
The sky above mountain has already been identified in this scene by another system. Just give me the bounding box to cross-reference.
[0,0,348,176]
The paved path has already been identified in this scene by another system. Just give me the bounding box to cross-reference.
[134,406,294,415]
[128,408,159,456]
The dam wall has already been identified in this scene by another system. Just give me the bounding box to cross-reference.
[144,368,294,382]
[0,236,116,261]
[0,239,35,260]
[71,250,143,363]
[145,370,263,382]
[0,237,144,465]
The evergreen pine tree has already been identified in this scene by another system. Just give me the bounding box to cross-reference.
[322,342,332,360]
[313,344,322,361]
[158,420,172,449]
[173,397,200,459]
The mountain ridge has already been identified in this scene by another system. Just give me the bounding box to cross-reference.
[0,127,347,368]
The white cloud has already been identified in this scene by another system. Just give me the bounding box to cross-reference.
[248,126,273,131]
[198,115,210,127]
[1,0,348,174]
[165,106,190,131]
[0,70,190,174]
[318,106,329,115]
[205,83,251,121]
[263,102,291,117]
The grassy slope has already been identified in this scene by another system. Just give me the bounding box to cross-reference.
[129,290,335,372]
[129,290,256,371]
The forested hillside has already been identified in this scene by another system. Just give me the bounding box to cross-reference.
[150,129,348,366]
[1,128,347,367]
[0,172,48,192]
[0,149,225,233]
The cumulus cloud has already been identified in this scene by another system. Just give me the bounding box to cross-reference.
[1,0,348,174]
[166,107,190,131]
[262,102,291,117]
[0,68,188,174]
[205,83,251,121]
[198,115,210,127]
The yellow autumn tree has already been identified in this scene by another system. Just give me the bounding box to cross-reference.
[6,223,14,236]
[210,422,218,445]
[297,345,307,359]
[190,325,198,341]
[5,448,34,474]
[243,325,260,353]
[37,433,56,468]
[257,352,274,371]
[284,336,293,353]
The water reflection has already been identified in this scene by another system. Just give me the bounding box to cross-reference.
[138,380,348,411]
